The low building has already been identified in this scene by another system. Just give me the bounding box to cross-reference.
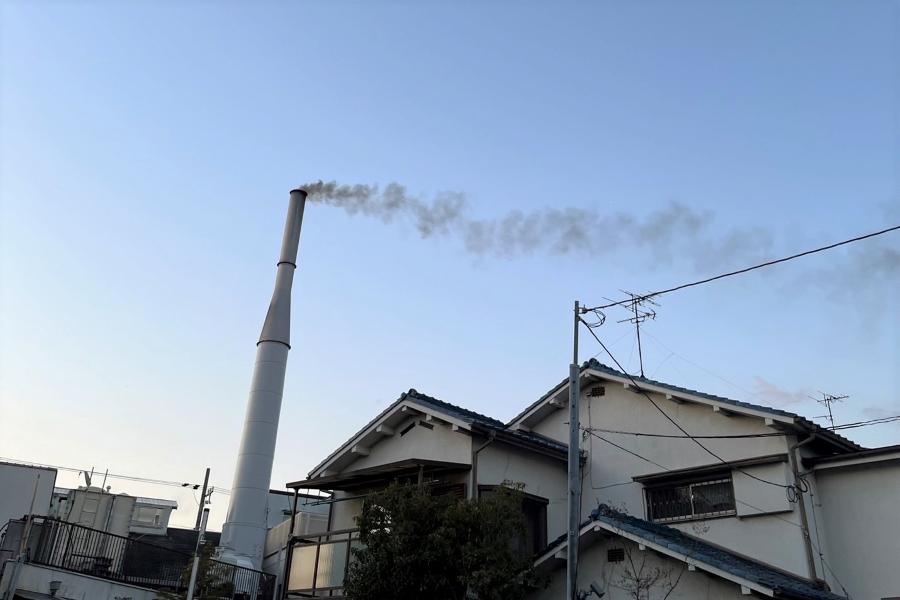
[278,360,899,600]
[0,462,57,540]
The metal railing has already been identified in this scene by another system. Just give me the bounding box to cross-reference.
[12,517,275,599]
[646,477,736,523]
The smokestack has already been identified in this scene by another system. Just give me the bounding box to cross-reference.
[219,189,307,569]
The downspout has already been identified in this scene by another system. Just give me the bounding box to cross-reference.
[470,431,496,499]
[280,488,300,600]
[788,434,818,582]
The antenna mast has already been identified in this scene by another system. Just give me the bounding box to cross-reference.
[612,291,659,378]
[811,392,848,429]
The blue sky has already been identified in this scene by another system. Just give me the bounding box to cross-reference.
[1,1,897,529]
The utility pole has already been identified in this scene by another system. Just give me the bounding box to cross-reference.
[186,508,210,600]
[567,301,582,600]
[195,468,211,529]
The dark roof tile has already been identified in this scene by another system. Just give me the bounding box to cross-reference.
[511,359,861,451]
[538,504,846,600]
[406,390,569,455]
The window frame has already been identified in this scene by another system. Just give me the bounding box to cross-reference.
[644,474,736,523]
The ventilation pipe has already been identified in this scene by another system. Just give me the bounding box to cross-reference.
[219,189,308,569]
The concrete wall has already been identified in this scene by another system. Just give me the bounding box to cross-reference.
[529,383,812,577]
[0,561,157,600]
[0,463,56,527]
[814,458,900,600]
[477,443,568,541]
[329,492,366,532]
[528,537,751,600]
[732,461,793,516]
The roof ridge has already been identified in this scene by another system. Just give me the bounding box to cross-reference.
[586,503,843,599]
[573,359,860,451]
[403,388,506,427]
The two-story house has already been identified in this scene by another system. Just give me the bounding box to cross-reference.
[278,359,899,600]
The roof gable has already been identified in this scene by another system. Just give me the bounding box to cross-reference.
[510,359,861,452]
[306,389,568,481]
[537,504,846,600]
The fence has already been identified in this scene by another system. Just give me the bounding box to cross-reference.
[10,517,275,599]
[286,529,361,598]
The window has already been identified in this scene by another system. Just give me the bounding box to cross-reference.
[646,476,735,523]
[134,506,163,526]
[479,487,548,559]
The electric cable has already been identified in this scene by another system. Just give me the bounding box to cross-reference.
[0,457,222,493]
[639,330,780,409]
[586,223,900,312]
[582,413,900,440]
[580,427,854,598]
[580,324,794,491]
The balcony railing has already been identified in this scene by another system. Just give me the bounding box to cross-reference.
[8,517,275,600]
[285,529,360,598]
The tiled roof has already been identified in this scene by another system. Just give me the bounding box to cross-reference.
[308,388,569,478]
[541,504,846,600]
[404,389,569,455]
[511,358,862,451]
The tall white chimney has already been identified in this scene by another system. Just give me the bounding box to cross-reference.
[219,189,307,570]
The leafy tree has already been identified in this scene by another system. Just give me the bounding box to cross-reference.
[344,481,541,600]
[156,541,235,600]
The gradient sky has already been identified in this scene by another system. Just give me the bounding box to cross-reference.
[1,1,898,530]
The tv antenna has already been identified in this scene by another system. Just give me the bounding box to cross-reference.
[607,291,659,378]
[809,391,848,429]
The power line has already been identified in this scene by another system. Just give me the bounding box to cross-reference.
[580,323,793,490]
[585,429,669,470]
[639,330,780,409]
[580,427,853,598]
[585,414,900,440]
[587,223,900,311]
[0,457,226,493]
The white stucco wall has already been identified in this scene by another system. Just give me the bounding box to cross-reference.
[329,492,365,532]
[528,538,753,600]
[814,458,900,600]
[346,417,472,471]
[0,561,158,600]
[529,383,811,577]
[476,443,568,541]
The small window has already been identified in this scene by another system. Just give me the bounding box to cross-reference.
[134,506,163,526]
[646,476,736,523]
[607,548,625,562]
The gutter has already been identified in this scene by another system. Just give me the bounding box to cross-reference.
[470,431,496,499]
[788,434,818,583]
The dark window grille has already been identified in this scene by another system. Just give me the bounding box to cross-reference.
[11,516,274,600]
[589,386,606,397]
[646,477,736,523]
